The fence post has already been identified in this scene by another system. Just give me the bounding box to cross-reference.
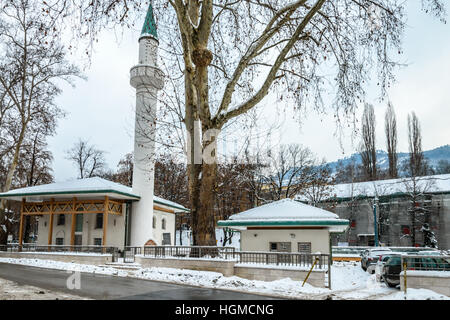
[327,255,331,289]
[403,259,407,295]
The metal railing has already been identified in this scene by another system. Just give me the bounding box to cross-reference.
[331,246,440,255]
[122,246,141,263]
[401,255,450,272]
[143,246,236,259]
[0,244,116,254]
[238,251,330,270]
[143,245,330,269]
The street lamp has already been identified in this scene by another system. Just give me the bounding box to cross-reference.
[373,197,379,247]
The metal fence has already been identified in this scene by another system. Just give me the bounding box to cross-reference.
[122,246,141,263]
[143,246,236,259]
[0,244,117,254]
[401,255,450,272]
[143,246,330,269]
[238,251,330,270]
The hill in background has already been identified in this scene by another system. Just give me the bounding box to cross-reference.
[326,145,450,177]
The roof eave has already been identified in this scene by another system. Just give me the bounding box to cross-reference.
[217,219,349,228]
[0,189,141,201]
[153,198,190,212]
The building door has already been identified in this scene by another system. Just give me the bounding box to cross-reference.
[75,214,83,232]
[162,233,171,245]
[74,234,82,246]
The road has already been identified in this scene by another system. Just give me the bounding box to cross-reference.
[0,263,278,300]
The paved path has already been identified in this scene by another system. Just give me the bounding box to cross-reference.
[0,263,278,300]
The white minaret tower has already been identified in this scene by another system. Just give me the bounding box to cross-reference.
[130,4,164,246]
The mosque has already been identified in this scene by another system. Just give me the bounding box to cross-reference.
[0,4,188,248]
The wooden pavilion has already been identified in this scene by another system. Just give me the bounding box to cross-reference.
[0,178,141,249]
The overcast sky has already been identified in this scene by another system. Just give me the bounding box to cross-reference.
[50,3,450,182]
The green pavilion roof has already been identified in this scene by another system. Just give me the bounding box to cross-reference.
[0,177,189,212]
[217,199,349,233]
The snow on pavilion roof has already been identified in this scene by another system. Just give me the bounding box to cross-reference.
[217,198,348,232]
[296,173,450,202]
[0,177,188,211]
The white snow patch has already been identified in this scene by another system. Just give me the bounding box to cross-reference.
[381,288,450,300]
[0,258,447,300]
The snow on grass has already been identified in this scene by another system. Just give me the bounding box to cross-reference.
[381,288,450,300]
[13,251,111,257]
[0,257,448,300]
[331,261,371,290]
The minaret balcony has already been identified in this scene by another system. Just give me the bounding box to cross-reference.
[130,65,164,90]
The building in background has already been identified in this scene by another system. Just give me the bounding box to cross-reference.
[299,173,450,249]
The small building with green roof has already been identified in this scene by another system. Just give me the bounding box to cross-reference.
[217,198,349,254]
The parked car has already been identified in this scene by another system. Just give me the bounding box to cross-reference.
[382,255,450,288]
[416,250,442,256]
[375,252,402,281]
[360,248,392,271]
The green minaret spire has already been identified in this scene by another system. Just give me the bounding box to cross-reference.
[141,3,158,39]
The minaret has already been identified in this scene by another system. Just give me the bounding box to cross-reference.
[130,4,164,246]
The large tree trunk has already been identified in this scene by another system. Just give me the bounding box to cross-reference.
[195,162,217,246]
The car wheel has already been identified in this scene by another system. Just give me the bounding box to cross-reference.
[384,278,397,288]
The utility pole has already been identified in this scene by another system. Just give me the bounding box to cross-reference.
[373,197,379,247]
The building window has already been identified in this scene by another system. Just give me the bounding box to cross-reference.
[153,216,156,229]
[401,225,410,235]
[269,242,291,252]
[94,238,102,246]
[162,218,166,230]
[55,238,64,245]
[298,242,312,254]
[95,213,103,229]
[57,214,65,226]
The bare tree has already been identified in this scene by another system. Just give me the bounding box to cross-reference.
[407,112,428,177]
[402,175,436,247]
[385,102,398,178]
[35,0,446,245]
[108,153,134,187]
[402,112,436,246]
[435,159,450,175]
[263,144,315,201]
[301,161,334,206]
[360,104,377,181]
[66,139,107,179]
[0,0,81,244]
[0,0,80,196]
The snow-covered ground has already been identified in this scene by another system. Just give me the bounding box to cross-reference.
[0,257,448,300]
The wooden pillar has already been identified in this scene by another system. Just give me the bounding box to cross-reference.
[70,197,77,249]
[18,199,25,252]
[102,196,109,250]
[48,198,54,248]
